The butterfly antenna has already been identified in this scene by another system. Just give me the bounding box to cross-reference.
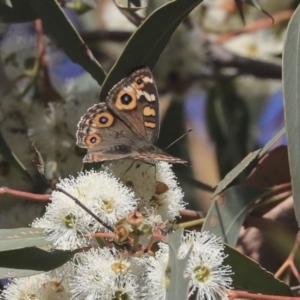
[164,129,192,150]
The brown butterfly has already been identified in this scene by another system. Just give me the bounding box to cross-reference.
[76,66,187,164]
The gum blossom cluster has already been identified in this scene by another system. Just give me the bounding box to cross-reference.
[1,161,232,300]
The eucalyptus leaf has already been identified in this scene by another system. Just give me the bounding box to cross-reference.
[0,228,50,252]
[234,0,245,25]
[0,247,74,279]
[167,229,191,300]
[283,4,300,226]
[244,0,274,22]
[211,128,285,199]
[100,0,202,101]
[203,186,270,246]
[0,2,37,22]
[225,245,292,295]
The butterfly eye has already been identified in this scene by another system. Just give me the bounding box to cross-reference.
[121,93,132,105]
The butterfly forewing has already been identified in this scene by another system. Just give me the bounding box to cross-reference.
[106,67,160,144]
[76,66,187,164]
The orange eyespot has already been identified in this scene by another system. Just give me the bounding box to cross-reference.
[115,89,137,110]
[85,133,101,148]
[131,77,145,90]
[93,112,114,128]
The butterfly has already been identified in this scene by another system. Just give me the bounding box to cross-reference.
[76,66,187,164]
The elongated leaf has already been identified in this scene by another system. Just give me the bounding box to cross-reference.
[0,2,37,22]
[99,0,202,101]
[167,229,191,300]
[212,128,285,199]
[0,228,50,252]
[225,245,292,295]
[203,186,269,246]
[212,149,260,199]
[259,127,285,157]
[283,5,300,226]
[29,0,106,85]
[234,0,245,25]
[0,131,32,182]
[0,247,74,279]
[244,0,273,22]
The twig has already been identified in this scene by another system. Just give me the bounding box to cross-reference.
[216,9,294,43]
[34,19,61,101]
[275,232,300,282]
[55,187,115,233]
[179,209,205,219]
[228,290,300,300]
[0,186,50,201]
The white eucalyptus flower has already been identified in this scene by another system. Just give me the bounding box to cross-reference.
[32,170,136,250]
[70,247,141,300]
[0,267,71,300]
[104,160,185,224]
[154,162,185,222]
[180,231,233,300]
[141,242,169,300]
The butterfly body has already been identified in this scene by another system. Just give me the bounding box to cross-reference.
[76,67,187,164]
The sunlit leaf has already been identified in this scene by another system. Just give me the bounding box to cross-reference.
[167,229,191,300]
[283,4,300,226]
[0,228,50,252]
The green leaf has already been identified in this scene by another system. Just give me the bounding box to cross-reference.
[0,2,37,23]
[212,149,260,199]
[244,0,274,22]
[0,130,32,182]
[203,186,270,246]
[0,247,74,279]
[259,127,285,157]
[99,0,202,101]
[283,4,300,226]
[167,229,191,300]
[234,0,245,25]
[211,128,285,199]
[225,245,292,295]
[29,0,106,85]
[0,228,50,252]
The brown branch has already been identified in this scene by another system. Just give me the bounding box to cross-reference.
[0,186,50,201]
[216,9,294,43]
[179,209,205,219]
[34,19,62,101]
[55,187,115,233]
[275,231,300,282]
[228,290,300,300]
